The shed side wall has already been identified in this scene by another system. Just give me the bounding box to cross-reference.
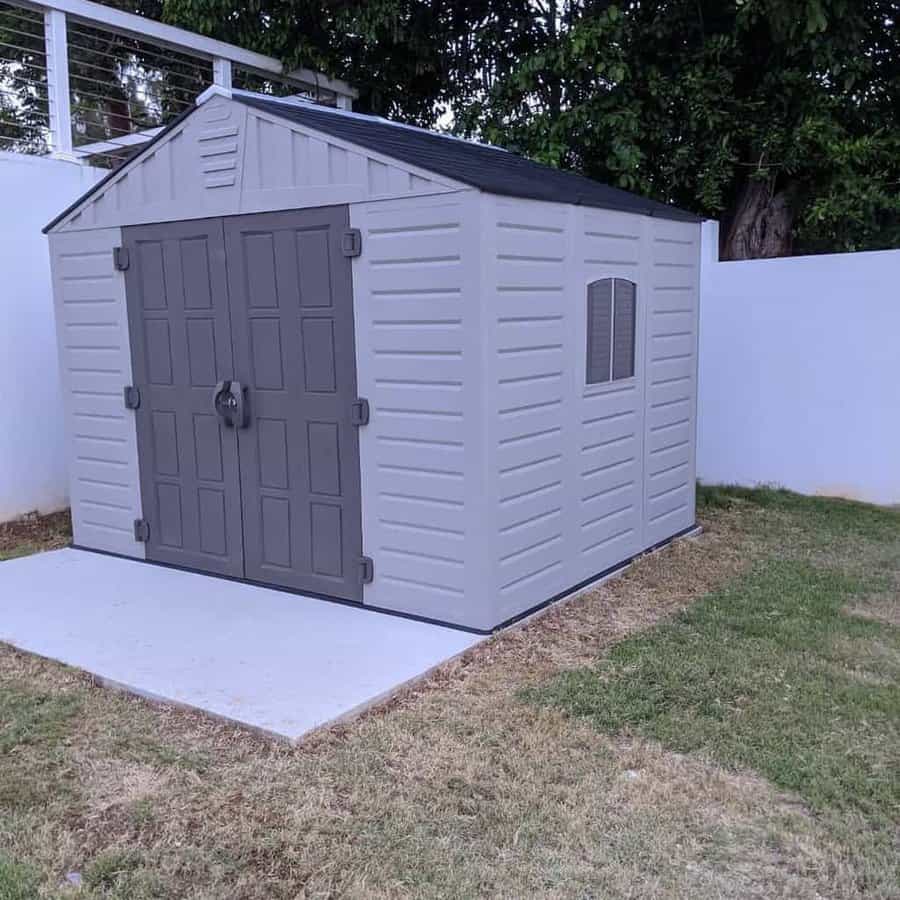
[349,191,492,630]
[482,195,575,622]
[642,217,701,544]
[49,228,145,558]
[482,196,649,621]
[575,207,650,581]
[482,194,700,624]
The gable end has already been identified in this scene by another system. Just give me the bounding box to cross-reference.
[47,94,467,234]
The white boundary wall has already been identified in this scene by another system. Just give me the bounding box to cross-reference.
[698,220,900,505]
[0,152,103,521]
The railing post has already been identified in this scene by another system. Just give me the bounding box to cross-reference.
[212,57,232,89]
[44,8,75,159]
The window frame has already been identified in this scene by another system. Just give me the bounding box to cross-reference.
[584,276,639,395]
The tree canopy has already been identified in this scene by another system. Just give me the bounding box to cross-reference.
[444,0,900,257]
[160,0,900,257]
[10,0,894,256]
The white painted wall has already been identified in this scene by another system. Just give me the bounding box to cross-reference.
[0,152,104,522]
[698,220,900,505]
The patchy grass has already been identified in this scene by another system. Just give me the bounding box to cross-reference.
[531,561,899,818]
[533,487,900,896]
[0,488,897,898]
[0,856,40,900]
[0,683,81,754]
[0,510,70,561]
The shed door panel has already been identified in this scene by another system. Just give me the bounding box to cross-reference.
[124,219,244,576]
[224,207,363,600]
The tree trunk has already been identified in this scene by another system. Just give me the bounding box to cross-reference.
[721,180,793,260]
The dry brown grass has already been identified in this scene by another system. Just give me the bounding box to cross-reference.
[0,509,71,561]
[847,591,900,627]
[0,499,891,898]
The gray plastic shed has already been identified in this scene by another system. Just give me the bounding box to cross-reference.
[45,86,702,633]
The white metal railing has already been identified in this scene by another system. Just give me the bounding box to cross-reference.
[0,2,50,153]
[0,0,355,165]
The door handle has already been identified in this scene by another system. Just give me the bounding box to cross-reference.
[212,380,249,428]
[229,381,249,429]
[213,380,233,426]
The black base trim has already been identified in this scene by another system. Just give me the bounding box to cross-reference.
[486,523,701,634]
[71,523,699,637]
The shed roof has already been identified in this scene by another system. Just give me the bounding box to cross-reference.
[234,93,700,222]
[45,88,701,233]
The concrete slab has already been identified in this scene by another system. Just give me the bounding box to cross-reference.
[0,549,480,740]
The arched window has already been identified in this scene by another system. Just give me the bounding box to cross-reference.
[586,278,636,384]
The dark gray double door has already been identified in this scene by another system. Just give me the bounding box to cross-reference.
[124,206,364,601]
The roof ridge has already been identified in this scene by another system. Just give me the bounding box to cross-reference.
[230,88,511,155]
[233,93,700,223]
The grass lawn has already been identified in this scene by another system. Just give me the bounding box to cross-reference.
[0,489,897,898]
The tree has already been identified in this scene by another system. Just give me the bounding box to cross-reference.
[1,0,208,164]
[159,0,900,257]
[0,3,54,152]
[448,0,900,258]
[160,0,533,125]
[10,0,892,255]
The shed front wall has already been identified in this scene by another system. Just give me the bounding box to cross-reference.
[480,194,700,625]
[48,114,698,632]
[349,190,493,630]
[49,226,145,559]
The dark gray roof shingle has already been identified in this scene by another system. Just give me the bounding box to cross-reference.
[234,93,700,223]
[45,89,701,233]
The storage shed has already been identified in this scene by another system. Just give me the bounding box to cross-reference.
[45,87,702,633]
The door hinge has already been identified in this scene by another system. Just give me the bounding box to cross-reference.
[350,397,370,427]
[341,228,362,258]
[133,518,150,542]
[358,555,374,585]
[123,385,141,410]
[113,246,130,271]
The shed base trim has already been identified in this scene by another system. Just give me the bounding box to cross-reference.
[72,523,700,636]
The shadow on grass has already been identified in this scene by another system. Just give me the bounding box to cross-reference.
[527,487,900,869]
[528,558,899,822]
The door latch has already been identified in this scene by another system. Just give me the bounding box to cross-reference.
[350,397,370,427]
[341,228,362,258]
[358,555,374,584]
[113,246,130,271]
[133,519,150,542]
[123,385,141,410]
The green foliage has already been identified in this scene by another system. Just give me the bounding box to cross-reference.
[457,1,900,254]
[1,0,209,163]
[161,0,533,125]
[0,4,51,153]
[155,0,899,255]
